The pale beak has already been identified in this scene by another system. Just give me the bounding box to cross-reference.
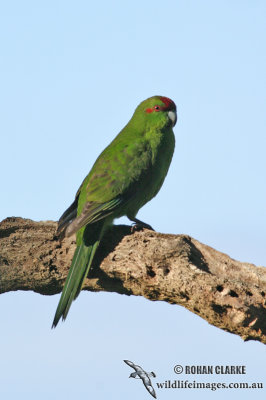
[168,110,177,127]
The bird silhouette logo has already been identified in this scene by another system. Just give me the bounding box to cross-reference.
[124,360,157,398]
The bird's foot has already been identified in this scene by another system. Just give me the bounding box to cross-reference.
[130,218,154,232]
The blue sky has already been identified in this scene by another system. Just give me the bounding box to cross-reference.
[1,1,265,399]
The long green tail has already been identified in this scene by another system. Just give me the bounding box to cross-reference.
[52,221,105,328]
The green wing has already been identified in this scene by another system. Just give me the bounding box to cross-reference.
[64,197,124,238]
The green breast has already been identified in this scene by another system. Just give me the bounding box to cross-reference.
[124,125,175,218]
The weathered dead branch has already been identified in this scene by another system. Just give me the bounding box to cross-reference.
[0,217,265,343]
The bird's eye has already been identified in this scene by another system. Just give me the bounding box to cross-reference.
[145,105,162,113]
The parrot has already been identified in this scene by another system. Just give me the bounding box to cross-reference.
[52,95,177,328]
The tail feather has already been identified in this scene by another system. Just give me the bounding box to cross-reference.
[52,221,105,328]
[73,239,100,300]
[62,240,99,321]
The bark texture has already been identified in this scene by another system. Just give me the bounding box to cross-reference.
[0,217,265,343]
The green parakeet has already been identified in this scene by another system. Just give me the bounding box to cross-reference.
[52,95,177,327]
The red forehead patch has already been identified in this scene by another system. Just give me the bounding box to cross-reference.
[159,96,175,110]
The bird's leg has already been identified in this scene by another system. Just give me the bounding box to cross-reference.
[128,217,154,231]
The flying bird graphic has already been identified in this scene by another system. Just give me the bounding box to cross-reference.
[124,360,157,398]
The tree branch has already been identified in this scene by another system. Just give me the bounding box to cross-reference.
[0,217,265,343]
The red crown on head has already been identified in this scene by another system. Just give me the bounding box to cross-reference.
[159,96,176,110]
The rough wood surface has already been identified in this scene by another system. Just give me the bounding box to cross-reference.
[0,217,265,343]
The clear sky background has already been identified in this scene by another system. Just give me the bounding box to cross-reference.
[1,1,265,399]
